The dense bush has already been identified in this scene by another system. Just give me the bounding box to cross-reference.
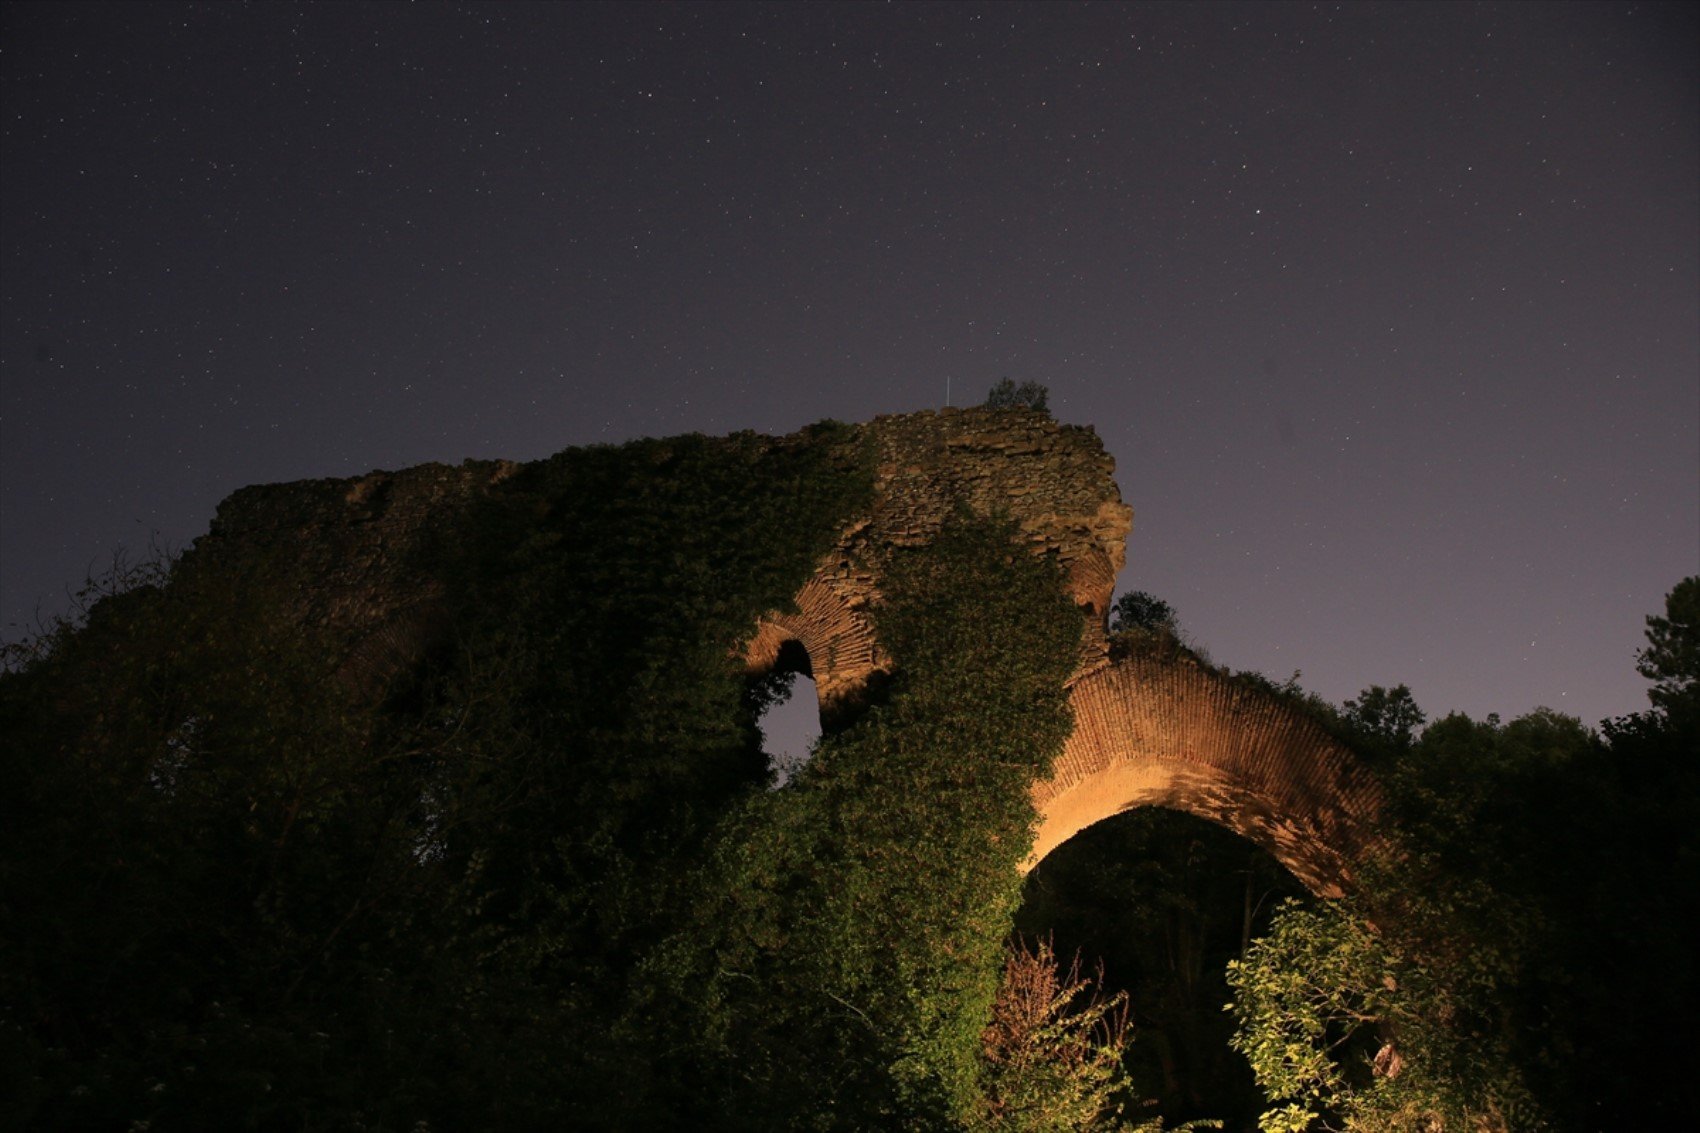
[642,513,1086,1128]
[1,426,876,1127]
[1,425,1110,1130]
[1225,578,1700,1132]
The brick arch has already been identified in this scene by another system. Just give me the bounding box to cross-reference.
[1029,653,1384,897]
[743,574,885,723]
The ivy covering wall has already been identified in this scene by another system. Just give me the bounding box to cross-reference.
[2,421,1089,1130]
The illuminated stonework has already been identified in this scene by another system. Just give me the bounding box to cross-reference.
[1034,654,1382,896]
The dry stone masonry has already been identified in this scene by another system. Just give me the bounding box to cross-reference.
[742,407,1133,709]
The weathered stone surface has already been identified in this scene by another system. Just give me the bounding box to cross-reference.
[742,407,1133,709]
[187,458,518,694]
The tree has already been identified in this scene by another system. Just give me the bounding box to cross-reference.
[1637,575,1699,721]
[978,934,1225,1132]
[1226,718,1563,1133]
[986,378,1051,412]
[1228,581,1700,1132]
[1109,591,1176,636]
[1226,896,1535,1133]
[1577,575,1700,1126]
[977,938,1134,1132]
[1340,685,1425,757]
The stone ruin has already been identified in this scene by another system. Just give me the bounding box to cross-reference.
[185,407,1381,896]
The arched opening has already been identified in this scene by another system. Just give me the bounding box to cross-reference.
[753,638,824,786]
[1014,806,1312,1130]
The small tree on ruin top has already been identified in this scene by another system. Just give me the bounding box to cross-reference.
[985,378,1050,413]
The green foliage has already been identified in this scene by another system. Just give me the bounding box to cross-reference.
[1547,580,1700,1127]
[1581,709,1700,1124]
[977,938,1134,1132]
[985,379,1051,412]
[1338,685,1425,759]
[1104,591,1210,674]
[1,423,1111,1129]
[1227,622,1700,1133]
[1016,809,1303,1130]
[0,548,174,675]
[1108,591,1176,636]
[1227,898,1536,1133]
[1,546,453,1130]
[1225,901,1381,1131]
[647,513,1086,1128]
[393,424,880,1123]
[1225,707,1600,1131]
[1,424,884,1129]
[1637,575,1699,721]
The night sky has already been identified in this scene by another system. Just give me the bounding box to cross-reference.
[3,1,1696,736]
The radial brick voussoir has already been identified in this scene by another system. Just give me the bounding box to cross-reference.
[744,573,884,713]
[1031,653,1384,897]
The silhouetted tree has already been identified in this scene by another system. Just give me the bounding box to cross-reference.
[1340,684,1425,757]
[1109,591,1176,635]
[985,378,1050,412]
[1637,575,1699,721]
[1230,580,1700,1131]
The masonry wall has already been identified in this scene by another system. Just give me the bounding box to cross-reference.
[187,407,1134,701]
[743,407,1133,704]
